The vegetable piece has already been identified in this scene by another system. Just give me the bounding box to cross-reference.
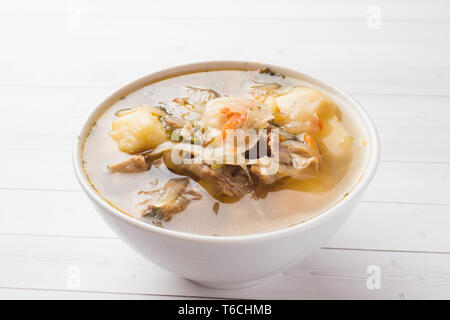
[172,97,188,106]
[339,136,354,149]
[110,107,168,154]
[303,133,317,151]
[321,118,353,160]
[185,86,220,104]
[259,67,276,76]
[202,97,272,144]
[283,120,320,134]
[275,87,336,122]
[172,98,195,111]
[149,134,262,166]
[264,96,279,113]
[221,109,248,139]
[162,115,185,128]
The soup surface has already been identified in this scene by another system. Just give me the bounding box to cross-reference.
[83,68,365,236]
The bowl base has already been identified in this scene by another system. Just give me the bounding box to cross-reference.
[190,277,267,290]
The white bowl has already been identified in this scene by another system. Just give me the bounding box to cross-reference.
[73,61,380,289]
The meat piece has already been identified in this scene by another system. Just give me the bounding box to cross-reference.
[250,133,320,184]
[108,155,150,173]
[250,165,279,185]
[164,152,253,199]
[280,139,319,170]
[277,141,292,166]
[184,163,252,199]
[139,177,202,220]
[206,165,253,199]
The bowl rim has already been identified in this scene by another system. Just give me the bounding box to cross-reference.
[73,60,380,244]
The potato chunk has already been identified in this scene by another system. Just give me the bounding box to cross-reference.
[276,87,336,122]
[321,118,353,160]
[110,107,167,154]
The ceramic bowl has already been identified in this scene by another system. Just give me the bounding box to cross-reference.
[73,61,380,289]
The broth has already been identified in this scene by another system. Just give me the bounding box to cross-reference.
[83,69,365,236]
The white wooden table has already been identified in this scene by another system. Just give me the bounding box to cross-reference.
[1,0,449,299]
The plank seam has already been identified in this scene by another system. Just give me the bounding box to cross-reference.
[1,233,450,255]
[2,12,450,24]
[0,286,231,300]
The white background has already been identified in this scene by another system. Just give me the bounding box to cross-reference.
[0,0,449,299]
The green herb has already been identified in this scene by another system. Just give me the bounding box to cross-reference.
[156,105,170,114]
[149,207,161,216]
[258,67,285,78]
[147,207,165,220]
[259,67,275,76]
[188,134,202,145]
[169,128,183,142]
[211,163,224,170]
[269,120,281,127]
[213,202,220,215]
[166,126,174,139]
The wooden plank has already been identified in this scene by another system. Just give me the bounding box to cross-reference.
[1,148,449,204]
[0,234,449,299]
[0,86,110,151]
[0,149,77,191]
[357,94,450,163]
[1,89,450,163]
[2,0,450,21]
[1,0,448,300]
[0,189,114,238]
[0,287,209,300]
[364,162,450,205]
[1,189,450,254]
[327,202,450,253]
[0,16,449,95]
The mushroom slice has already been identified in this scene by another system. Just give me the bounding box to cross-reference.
[139,177,202,220]
[250,133,320,184]
[163,151,253,200]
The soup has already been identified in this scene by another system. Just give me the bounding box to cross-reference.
[83,68,365,236]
